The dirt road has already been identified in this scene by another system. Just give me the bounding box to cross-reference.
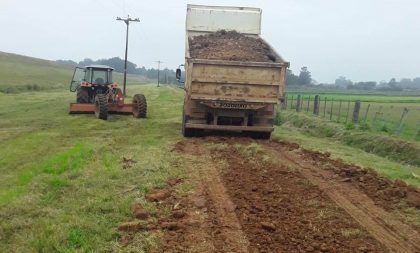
[125,137,420,252]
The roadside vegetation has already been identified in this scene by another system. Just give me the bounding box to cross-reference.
[0,85,186,252]
[273,111,420,186]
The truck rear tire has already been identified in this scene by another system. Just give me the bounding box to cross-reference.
[247,131,271,140]
[77,87,89,103]
[94,94,108,120]
[259,132,271,140]
[133,94,147,118]
[182,109,195,137]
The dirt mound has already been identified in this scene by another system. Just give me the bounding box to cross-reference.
[211,145,386,253]
[189,30,278,62]
[296,147,420,210]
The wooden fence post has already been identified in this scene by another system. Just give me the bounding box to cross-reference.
[281,93,287,110]
[313,95,320,115]
[363,104,371,123]
[329,98,334,120]
[337,100,342,122]
[300,95,304,110]
[352,101,361,123]
[306,96,311,112]
[323,97,327,117]
[290,96,294,109]
[413,120,420,140]
[395,108,409,136]
[345,101,350,123]
[372,106,383,126]
[296,94,301,112]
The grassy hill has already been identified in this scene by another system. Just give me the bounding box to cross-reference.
[0,51,151,93]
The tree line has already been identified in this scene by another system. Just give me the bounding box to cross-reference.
[286,66,420,91]
[56,57,178,84]
[334,76,420,91]
[58,58,419,91]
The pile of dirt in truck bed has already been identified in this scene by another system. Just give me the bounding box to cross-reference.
[189,30,278,62]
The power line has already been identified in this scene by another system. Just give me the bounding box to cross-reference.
[156,60,164,87]
[116,15,140,96]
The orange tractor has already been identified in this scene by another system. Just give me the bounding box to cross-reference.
[69,65,147,120]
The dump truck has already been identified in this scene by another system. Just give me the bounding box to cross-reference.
[177,4,289,139]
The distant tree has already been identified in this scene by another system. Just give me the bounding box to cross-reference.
[399,78,413,88]
[347,81,376,90]
[335,76,352,88]
[285,69,299,86]
[388,78,398,88]
[376,78,402,91]
[412,77,420,88]
[56,59,77,65]
[378,80,388,87]
[79,58,95,66]
[298,66,312,85]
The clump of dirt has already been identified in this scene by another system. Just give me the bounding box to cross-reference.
[145,188,171,202]
[167,177,182,187]
[118,177,200,249]
[189,30,278,62]
[121,156,136,169]
[298,147,420,210]
[130,202,150,220]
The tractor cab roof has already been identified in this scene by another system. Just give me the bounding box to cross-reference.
[85,65,114,71]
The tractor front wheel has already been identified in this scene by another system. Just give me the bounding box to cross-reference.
[133,94,147,118]
[94,94,108,120]
[76,87,89,103]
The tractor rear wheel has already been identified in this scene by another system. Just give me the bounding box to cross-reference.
[76,87,89,103]
[94,94,108,120]
[133,94,147,118]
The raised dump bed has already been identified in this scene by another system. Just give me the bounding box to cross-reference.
[180,4,289,139]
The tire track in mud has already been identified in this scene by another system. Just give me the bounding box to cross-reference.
[155,137,419,252]
[155,139,249,253]
[265,141,420,253]
[206,138,387,253]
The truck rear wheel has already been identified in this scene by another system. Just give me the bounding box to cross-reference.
[259,132,271,140]
[182,109,195,137]
[77,87,89,103]
[133,94,147,118]
[247,131,271,140]
[94,94,108,120]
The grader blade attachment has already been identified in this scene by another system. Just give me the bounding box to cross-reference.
[69,103,134,115]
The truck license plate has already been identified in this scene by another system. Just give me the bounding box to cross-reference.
[219,103,248,109]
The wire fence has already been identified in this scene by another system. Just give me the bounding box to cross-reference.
[280,94,420,141]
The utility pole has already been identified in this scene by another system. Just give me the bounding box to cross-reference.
[156,61,164,87]
[116,15,140,96]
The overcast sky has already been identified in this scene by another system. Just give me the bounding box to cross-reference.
[0,0,419,83]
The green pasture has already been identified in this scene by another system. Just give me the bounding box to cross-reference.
[283,94,420,140]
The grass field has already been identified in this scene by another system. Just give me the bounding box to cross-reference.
[1,84,420,252]
[0,85,186,252]
[283,93,420,141]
